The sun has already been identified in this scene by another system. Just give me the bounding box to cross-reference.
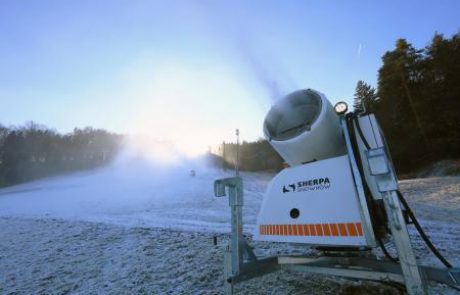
[122,62,244,159]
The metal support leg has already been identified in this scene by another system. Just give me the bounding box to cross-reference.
[382,191,427,294]
[229,181,244,275]
[215,177,279,294]
[242,240,257,262]
[215,177,244,295]
[346,119,428,294]
[364,147,427,294]
[279,255,460,287]
[224,248,234,295]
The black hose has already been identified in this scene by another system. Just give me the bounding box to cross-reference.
[377,237,399,262]
[353,115,398,260]
[354,115,371,150]
[347,114,396,261]
[396,190,453,268]
[446,284,460,292]
[345,114,381,230]
[352,113,453,269]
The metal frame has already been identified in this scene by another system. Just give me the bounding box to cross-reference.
[214,119,460,295]
[279,256,460,286]
[340,117,377,247]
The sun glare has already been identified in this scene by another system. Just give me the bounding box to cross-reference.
[122,62,248,159]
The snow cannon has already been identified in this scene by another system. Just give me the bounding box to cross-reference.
[256,89,382,247]
[215,87,459,295]
[263,89,346,166]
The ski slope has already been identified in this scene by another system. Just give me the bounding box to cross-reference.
[0,158,459,294]
[0,156,271,233]
[0,158,459,234]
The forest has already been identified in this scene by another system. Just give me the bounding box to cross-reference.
[353,32,460,173]
[0,122,122,187]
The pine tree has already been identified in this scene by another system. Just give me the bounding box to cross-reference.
[353,80,378,113]
[376,39,428,171]
[423,32,460,157]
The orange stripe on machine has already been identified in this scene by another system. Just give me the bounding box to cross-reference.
[259,223,364,237]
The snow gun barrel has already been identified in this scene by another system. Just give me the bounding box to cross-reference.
[263,89,347,166]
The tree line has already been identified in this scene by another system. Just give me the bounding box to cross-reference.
[0,122,123,187]
[219,140,284,172]
[353,32,460,174]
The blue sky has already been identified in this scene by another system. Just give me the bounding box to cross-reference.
[0,0,459,152]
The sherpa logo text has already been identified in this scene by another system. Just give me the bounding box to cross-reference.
[282,177,331,193]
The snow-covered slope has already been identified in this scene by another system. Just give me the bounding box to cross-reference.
[0,158,459,233]
[0,158,459,294]
[0,156,271,233]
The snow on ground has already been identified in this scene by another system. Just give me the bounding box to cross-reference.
[0,217,407,295]
[0,156,269,233]
[0,158,459,294]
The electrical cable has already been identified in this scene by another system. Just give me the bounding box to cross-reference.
[346,113,398,262]
[396,190,453,269]
[377,237,399,263]
[352,113,454,269]
[445,284,460,292]
[354,115,371,150]
[345,114,380,226]
[352,114,398,261]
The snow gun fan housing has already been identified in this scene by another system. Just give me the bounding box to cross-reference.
[263,89,347,166]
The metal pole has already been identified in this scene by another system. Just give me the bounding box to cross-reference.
[235,129,240,177]
[381,191,427,294]
[222,141,226,171]
[228,180,244,274]
[214,177,244,295]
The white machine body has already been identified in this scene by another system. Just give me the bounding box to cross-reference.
[254,155,375,246]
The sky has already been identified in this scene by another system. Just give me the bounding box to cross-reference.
[0,0,459,155]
